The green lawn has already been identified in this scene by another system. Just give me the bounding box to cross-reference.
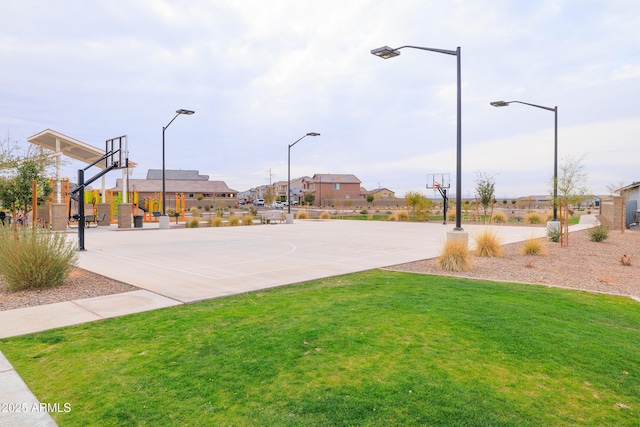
[1,271,638,426]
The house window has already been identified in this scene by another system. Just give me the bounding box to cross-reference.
[333,183,340,190]
[188,193,194,198]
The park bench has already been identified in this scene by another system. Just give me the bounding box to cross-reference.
[84,213,106,228]
[259,210,285,224]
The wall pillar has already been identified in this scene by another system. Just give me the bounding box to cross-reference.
[49,203,68,231]
[97,203,111,226]
[118,203,133,229]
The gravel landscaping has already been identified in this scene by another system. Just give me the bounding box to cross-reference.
[388,227,640,300]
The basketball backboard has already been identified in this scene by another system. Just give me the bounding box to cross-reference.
[426,173,450,189]
[105,135,128,169]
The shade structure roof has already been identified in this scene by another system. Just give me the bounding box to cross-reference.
[28,129,111,169]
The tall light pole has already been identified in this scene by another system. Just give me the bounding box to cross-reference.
[490,100,558,221]
[288,133,320,215]
[162,109,194,217]
[371,45,464,231]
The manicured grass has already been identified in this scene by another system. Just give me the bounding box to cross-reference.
[1,271,639,426]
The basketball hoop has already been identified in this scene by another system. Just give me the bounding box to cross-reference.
[434,183,440,188]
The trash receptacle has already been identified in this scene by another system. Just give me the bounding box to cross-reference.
[133,215,143,228]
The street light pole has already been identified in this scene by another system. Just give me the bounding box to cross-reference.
[162,109,194,217]
[371,45,464,231]
[288,133,320,215]
[490,100,558,221]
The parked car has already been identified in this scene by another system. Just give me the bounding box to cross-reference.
[272,201,285,209]
[253,199,265,206]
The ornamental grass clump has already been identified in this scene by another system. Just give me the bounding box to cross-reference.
[491,212,507,223]
[396,210,410,221]
[296,210,309,219]
[525,212,543,224]
[208,216,223,227]
[473,229,503,258]
[587,224,609,242]
[319,211,331,220]
[228,215,241,226]
[0,225,78,292]
[241,214,254,226]
[520,237,546,256]
[438,239,472,272]
[186,218,199,228]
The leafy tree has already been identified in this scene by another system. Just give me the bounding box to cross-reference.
[263,186,275,206]
[304,193,315,206]
[405,191,431,221]
[366,194,374,207]
[474,172,496,223]
[0,160,52,222]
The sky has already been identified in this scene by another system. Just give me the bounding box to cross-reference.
[1,0,639,199]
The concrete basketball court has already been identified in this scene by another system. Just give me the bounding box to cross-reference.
[75,219,552,304]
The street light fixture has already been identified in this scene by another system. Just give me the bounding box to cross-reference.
[490,100,558,221]
[371,44,464,231]
[162,109,195,217]
[288,132,320,216]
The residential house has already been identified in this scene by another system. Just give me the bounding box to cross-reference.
[111,169,238,210]
[307,174,362,206]
[366,187,396,199]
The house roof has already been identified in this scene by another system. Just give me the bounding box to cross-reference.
[112,179,237,194]
[620,181,640,192]
[369,188,394,193]
[27,129,137,170]
[146,169,209,180]
[312,173,361,184]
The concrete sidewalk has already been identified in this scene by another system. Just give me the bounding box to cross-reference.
[0,217,598,426]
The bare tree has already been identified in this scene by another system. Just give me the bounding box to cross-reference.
[557,154,590,208]
[606,181,627,196]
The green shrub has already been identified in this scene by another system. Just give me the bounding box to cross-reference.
[242,214,254,226]
[186,219,200,228]
[0,225,78,292]
[438,239,472,272]
[473,229,503,257]
[547,227,560,243]
[587,224,609,242]
[228,215,240,226]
